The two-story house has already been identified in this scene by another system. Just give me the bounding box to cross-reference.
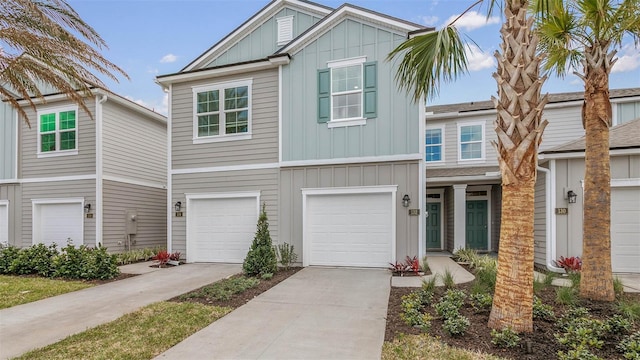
[425,88,640,274]
[157,0,430,266]
[0,88,168,252]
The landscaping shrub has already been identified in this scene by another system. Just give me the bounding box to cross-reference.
[400,289,433,331]
[618,300,640,323]
[554,256,582,273]
[243,204,277,277]
[617,331,640,359]
[491,327,521,348]
[8,243,58,276]
[533,296,555,321]
[452,248,479,264]
[275,242,297,270]
[470,292,493,312]
[443,314,470,336]
[434,289,466,319]
[53,244,119,280]
[0,245,20,273]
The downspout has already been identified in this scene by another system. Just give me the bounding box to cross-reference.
[538,160,564,273]
[95,93,108,247]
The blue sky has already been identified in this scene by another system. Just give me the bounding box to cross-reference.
[66,0,640,114]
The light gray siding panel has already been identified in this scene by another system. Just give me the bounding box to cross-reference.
[279,161,420,263]
[21,180,96,247]
[171,69,279,170]
[102,180,166,252]
[21,99,96,178]
[534,171,547,266]
[102,101,166,184]
[0,102,17,179]
[171,169,279,256]
[282,20,420,161]
[207,7,322,67]
[0,184,22,246]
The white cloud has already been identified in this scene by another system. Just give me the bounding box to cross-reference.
[443,11,500,31]
[421,15,439,26]
[465,44,495,71]
[124,94,169,116]
[612,44,640,73]
[160,53,178,63]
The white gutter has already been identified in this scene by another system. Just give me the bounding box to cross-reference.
[95,94,108,247]
[538,161,564,273]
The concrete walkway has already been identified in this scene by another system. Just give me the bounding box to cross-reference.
[0,263,241,360]
[391,256,475,287]
[155,267,390,360]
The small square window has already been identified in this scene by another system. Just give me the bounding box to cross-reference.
[193,80,252,142]
[37,107,78,155]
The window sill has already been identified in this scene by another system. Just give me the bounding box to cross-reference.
[327,118,367,128]
[37,150,78,159]
[193,133,252,144]
[426,161,446,166]
[456,159,486,165]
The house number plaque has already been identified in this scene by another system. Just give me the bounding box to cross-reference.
[555,208,568,215]
[175,212,184,217]
[408,209,420,216]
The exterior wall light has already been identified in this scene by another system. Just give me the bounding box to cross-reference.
[402,194,411,207]
[84,203,91,213]
[174,201,182,212]
[567,190,577,204]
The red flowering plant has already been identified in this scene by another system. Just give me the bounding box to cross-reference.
[554,256,582,273]
[152,250,170,267]
[388,255,422,276]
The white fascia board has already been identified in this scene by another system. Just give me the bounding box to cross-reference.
[425,99,590,121]
[426,174,502,183]
[183,0,331,72]
[157,60,279,87]
[539,148,640,160]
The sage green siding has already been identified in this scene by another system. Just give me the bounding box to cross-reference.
[206,7,323,68]
[0,184,21,245]
[171,168,279,255]
[171,69,279,170]
[282,19,420,161]
[0,102,17,180]
[102,180,166,252]
[279,161,420,262]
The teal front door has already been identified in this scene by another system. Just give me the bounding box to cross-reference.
[426,202,441,249]
[466,200,488,250]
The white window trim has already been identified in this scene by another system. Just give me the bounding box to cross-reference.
[32,197,85,246]
[327,56,367,126]
[36,105,79,158]
[0,200,8,246]
[192,79,253,144]
[425,125,445,164]
[457,121,485,162]
[276,15,294,46]
[301,185,397,267]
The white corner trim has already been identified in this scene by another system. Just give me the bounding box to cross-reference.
[167,84,173,253]
[172,162,279,175]
[280,153,423,167]
[102,175,167,189]
[96,94,107,247]
[21,174,97,183]
[278,65,283,163]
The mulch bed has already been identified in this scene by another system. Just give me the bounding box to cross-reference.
[386,280,640,360]
[171,267,302,309]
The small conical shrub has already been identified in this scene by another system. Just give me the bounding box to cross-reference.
[243,203,277,276]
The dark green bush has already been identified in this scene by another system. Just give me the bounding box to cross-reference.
[243,204,277,276]
[491,327,521,348]
[8,243,58,276]
[0,245,21,274]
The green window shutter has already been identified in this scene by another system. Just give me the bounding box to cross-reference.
[363,61,377,119]
[317,68,330,123]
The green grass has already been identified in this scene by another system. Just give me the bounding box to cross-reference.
[382,333,506,360]
[617,299,640,322]
[0,275,93,309]
[556,286,579,306]
[177,275,260,301]
[15,302,231,360]
[441,269,456,289]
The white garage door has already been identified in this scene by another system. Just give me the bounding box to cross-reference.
[187,195,258,263]
[611,187,640,273]
[0,201,8,245]
[304,190,394,267]
[33,201,83,247]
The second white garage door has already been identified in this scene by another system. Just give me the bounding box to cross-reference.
[611,187,640,273]
[32,200,84,247]
[186,194,259,263]
[303,188,395,268]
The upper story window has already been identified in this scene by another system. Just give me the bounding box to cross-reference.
[317,57,377,128]
[615,101,640,125]
[37,106,78,158]
[426,126,444,162]
[277,15,294,45]
[192,79,252,144]
[458,122,485,161]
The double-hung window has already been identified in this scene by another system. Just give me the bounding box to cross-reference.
[458,122,485,161]
[193,79,252,143]
[426,126,444,162]
[317,57,377,127]
[37,106,78,157]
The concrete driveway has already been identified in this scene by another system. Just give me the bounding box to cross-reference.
[155,267,391,360]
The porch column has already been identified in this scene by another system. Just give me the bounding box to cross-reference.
[453,184,467,251]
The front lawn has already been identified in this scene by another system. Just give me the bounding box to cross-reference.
[0,275,93,309]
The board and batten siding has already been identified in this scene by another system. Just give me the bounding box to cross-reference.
[1,102,17,179]
[0,184,22,245]
[171,168,279,255]
[171,69,279,170]
[279,161,420,262]
[281,19,420,161]
[20,180,95,247]
[102,101,166,184]
[102,180,166,252]
[206,7,323,68]
[21,99,96,179]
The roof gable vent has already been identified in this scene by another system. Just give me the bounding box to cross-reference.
[277,15,294,46]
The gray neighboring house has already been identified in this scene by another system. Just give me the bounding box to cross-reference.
[425,88,640,274]
[0,89,167,252]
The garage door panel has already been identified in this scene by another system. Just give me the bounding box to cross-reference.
[611,188,640,273]
[0,204,8,245]
[35,202,83,248]
[306,191,393,268]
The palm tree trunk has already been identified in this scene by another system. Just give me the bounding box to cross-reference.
[487,1,548,333]
[579,45,615,301]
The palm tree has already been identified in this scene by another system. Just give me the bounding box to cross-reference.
[0,0,128,126]
[534,0,640,302]
[389,0,548,332]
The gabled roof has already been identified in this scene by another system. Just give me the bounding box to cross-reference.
[543,117,640,154]
[182,0,332,72]
[427,87,640,115]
